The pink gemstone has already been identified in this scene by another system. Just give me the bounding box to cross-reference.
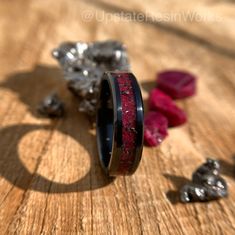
[157,70,197,99]
[144,111,168,147]
[149,88,187,127]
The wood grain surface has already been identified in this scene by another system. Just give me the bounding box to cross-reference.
[0,0,235,234]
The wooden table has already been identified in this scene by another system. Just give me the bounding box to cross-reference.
[0,0,235,234]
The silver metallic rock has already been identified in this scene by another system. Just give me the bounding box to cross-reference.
[180,158,228,203]
[52,40,130,116]
[38,93,65,118]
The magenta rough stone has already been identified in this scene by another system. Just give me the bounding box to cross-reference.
[144,111,168,147]
[149,88,187,127]
[157,70,197,99]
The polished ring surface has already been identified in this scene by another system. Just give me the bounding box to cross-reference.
[96,72,144,176]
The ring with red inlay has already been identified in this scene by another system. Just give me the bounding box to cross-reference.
[96,72,144,176]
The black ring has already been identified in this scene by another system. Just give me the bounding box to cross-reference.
[96,72,144,176]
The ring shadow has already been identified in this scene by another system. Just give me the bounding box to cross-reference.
[0,65,114,193]
[163,174,190,204]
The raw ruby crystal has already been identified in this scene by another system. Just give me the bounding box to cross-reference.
[157,70,196,99]
[144,111,168,147]
[149,88,187,127]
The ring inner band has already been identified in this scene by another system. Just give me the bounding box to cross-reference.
[97,79,114,168]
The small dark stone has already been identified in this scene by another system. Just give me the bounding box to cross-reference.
[180,183,207,203]
[180,158,228,203]
[192,158,220,184]
[38,93,65,118]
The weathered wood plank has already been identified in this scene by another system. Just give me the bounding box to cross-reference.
[0,0,235,234]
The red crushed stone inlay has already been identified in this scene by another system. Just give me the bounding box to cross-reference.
[116,73,137,174]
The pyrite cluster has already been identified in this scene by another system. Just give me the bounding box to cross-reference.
[180,159,228,203]
[52,40,130,116]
